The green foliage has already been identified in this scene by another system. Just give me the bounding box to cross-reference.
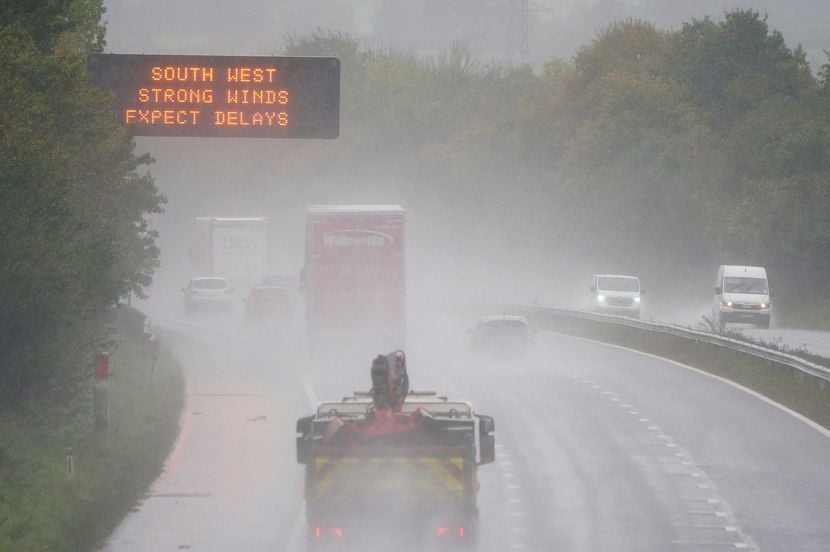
[0,2,164,401]
[513,9,829,310]
[667,10,812,128]
[0,307,184,551]
[270,13,828,316]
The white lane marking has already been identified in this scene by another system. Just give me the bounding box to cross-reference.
[284,503,307,552]
[551,331,830,439]
[301,377,320,409]
[581,378,759,552]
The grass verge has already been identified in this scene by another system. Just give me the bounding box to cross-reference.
[777,296,830,331]
[0,306,184,551]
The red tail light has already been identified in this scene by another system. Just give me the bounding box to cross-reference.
[436,526,466,538]
[313,527,343,539]
[189,289,198,296]
[527,329,536,339]
[474,330,484,340]
[224,288,232,295]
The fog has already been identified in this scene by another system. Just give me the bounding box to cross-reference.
[106,1,830,328]
[106,0,830,71]
[96,2,830,551]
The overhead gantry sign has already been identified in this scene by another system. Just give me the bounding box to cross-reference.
[87,54,340,138]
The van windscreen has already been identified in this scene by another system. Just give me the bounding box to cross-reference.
[597,277,639,292]
[723,277,768,294]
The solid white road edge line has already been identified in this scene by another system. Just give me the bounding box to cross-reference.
[546,330,830,440]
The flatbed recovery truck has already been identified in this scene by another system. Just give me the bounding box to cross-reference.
[296,364,495,551]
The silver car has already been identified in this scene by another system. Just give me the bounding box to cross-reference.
[182,277,234,314]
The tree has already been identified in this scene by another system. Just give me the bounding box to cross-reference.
[0,1,164,401]
[667,9,812,128]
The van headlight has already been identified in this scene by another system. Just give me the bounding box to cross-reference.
[634,297,641,303]
[724,300,733,307]
[596,295,606,302]
[761,302,768,309]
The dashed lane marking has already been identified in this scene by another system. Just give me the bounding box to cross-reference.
[578,379,759,552]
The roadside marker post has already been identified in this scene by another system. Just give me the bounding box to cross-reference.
[66,447,74,479]
[94,352,110,431]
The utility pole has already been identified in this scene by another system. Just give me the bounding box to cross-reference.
[507,0,529,63]
[519,0,528,63]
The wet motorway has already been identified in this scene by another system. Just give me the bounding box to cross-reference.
[102,309,830,552]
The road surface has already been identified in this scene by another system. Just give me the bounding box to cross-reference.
[102,311,830,551]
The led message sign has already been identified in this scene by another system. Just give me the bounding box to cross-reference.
[87,54,340,138]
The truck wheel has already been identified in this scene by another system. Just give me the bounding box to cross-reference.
[463,517,480,549]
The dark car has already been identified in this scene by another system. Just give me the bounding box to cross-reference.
[470,315,536,352]
[260,273,298,289]
[243,285,293,323]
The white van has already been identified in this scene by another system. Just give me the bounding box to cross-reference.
[591,274,642,318]
[712,265,771,329]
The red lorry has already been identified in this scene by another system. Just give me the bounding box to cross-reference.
[302,205,406,350]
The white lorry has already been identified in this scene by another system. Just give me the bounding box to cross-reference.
[189,217,269,290]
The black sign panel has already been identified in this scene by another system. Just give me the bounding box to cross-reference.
[87,54,340,138]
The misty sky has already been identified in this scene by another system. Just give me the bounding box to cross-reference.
[104,0,830,70]
[98,0,830,310]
